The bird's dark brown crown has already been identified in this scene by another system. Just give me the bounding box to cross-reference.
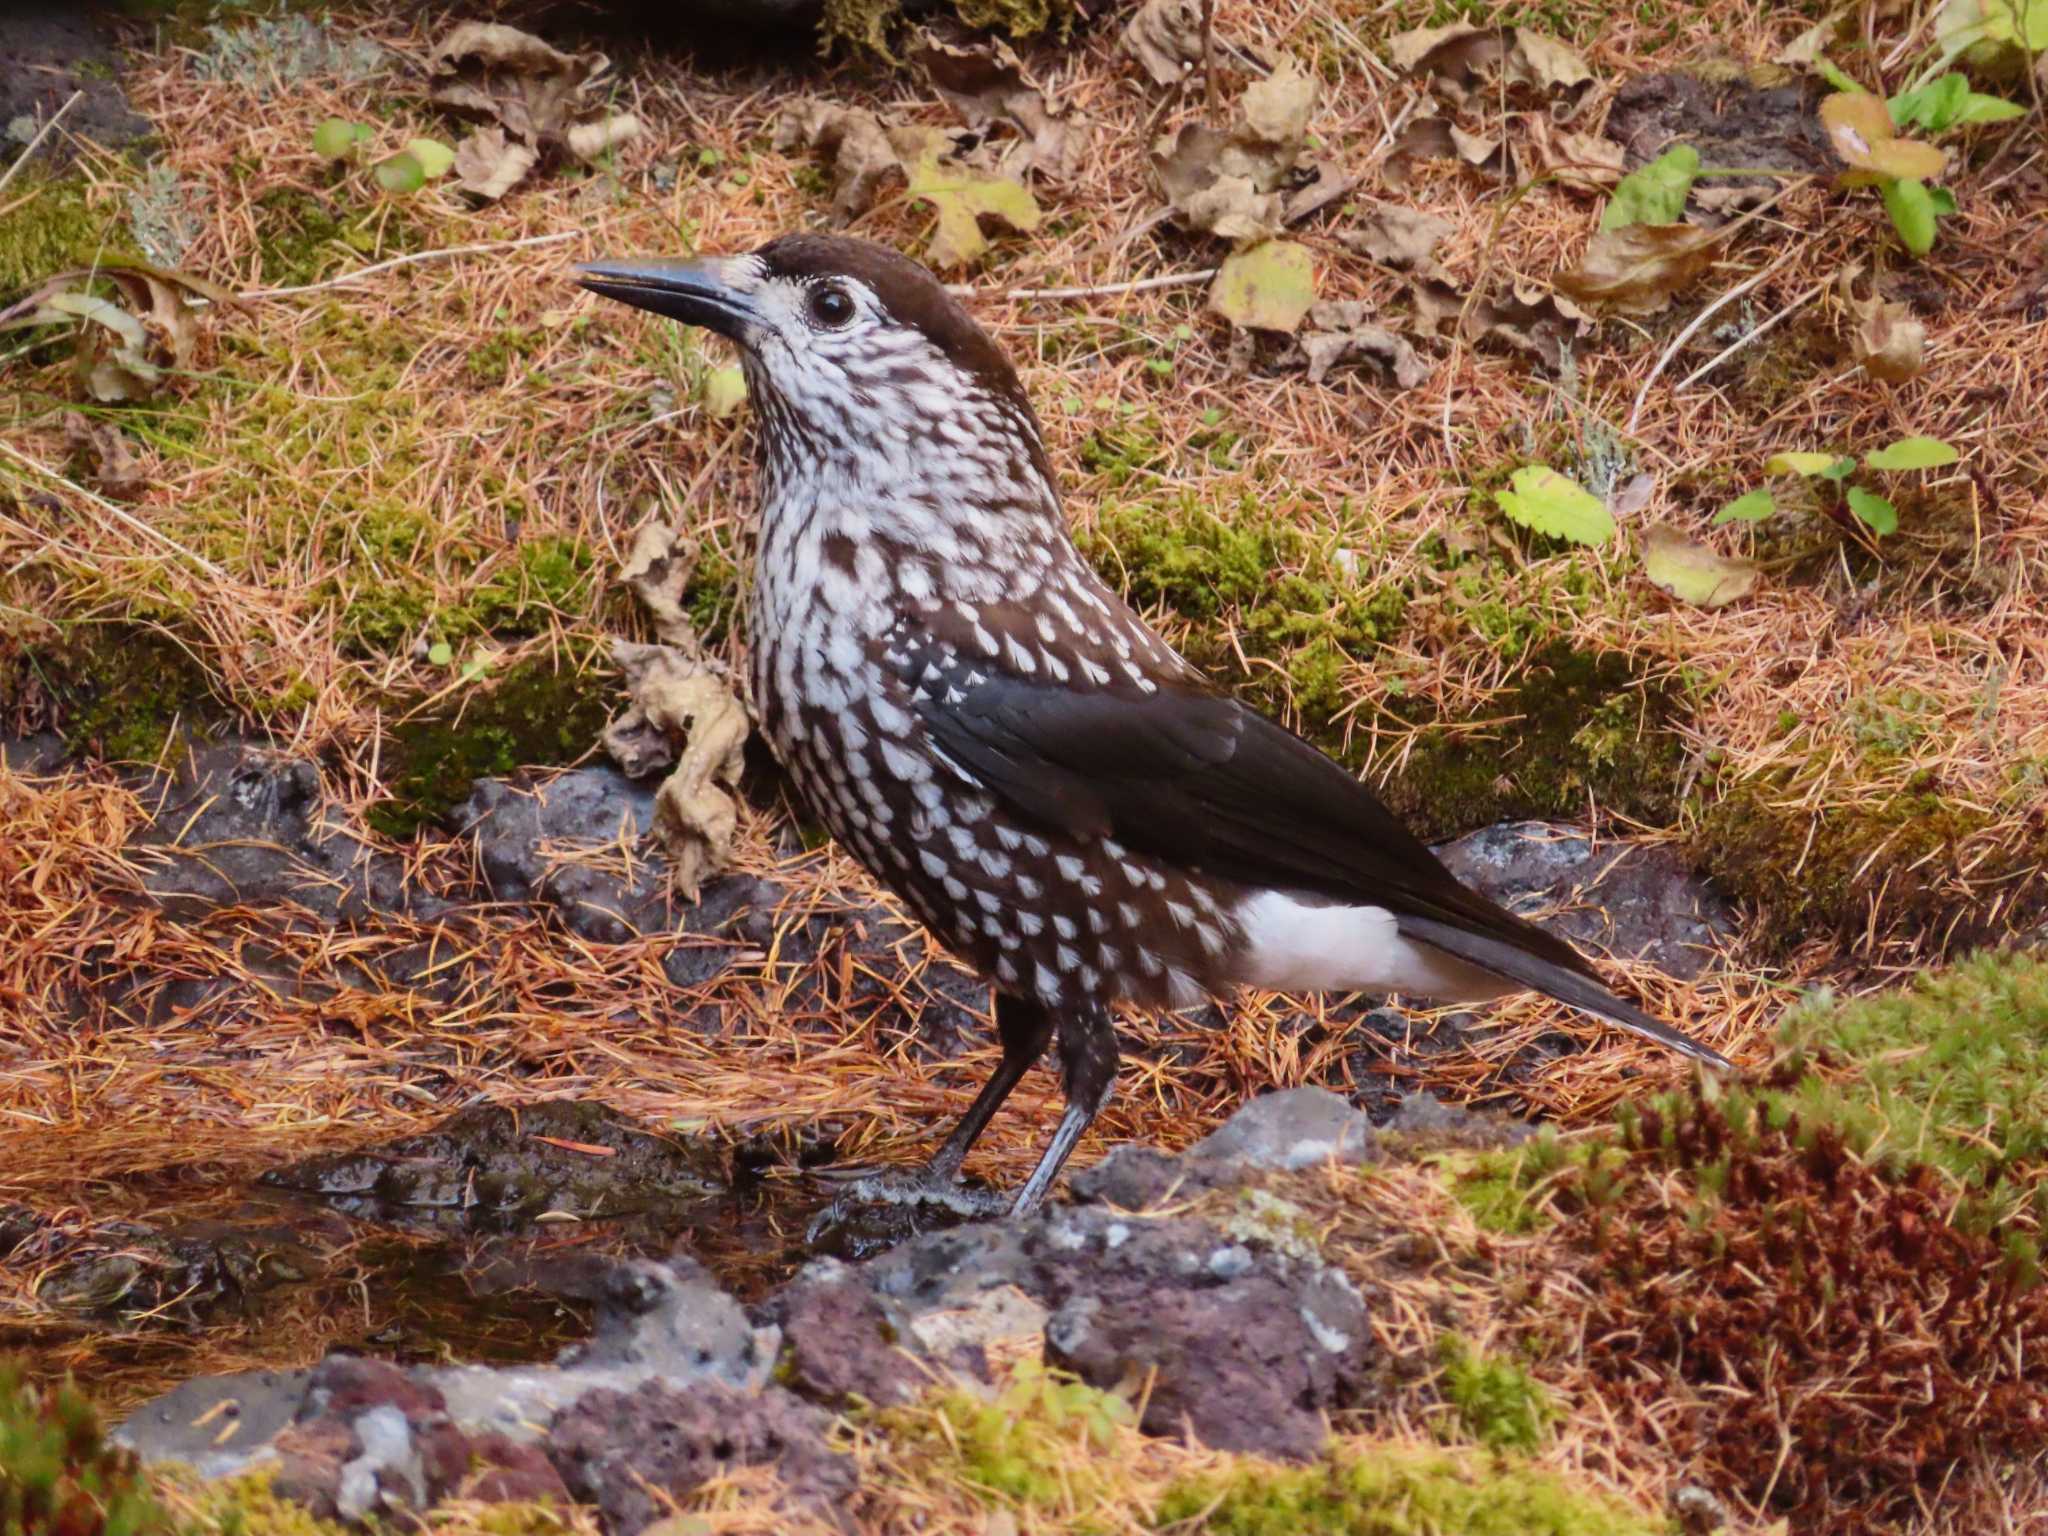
[755,233,1030,413]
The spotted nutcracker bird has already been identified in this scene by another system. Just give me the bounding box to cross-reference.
[579,234,1731,1216]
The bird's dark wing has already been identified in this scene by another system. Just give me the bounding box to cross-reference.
[901,639,1730,1066]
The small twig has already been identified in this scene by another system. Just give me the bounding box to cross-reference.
[1200,0,1218,112]
[0,438,227,580]
[237,229,582,301]
[0,90,82,203]
[1625,245,1803,434]
[950,269,1219,302]
[1671,279,1829,394]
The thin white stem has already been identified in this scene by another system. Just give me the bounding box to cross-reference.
[948,269,1219,302]
[1626,247,1802,434]
[0,438,228,579]
[0,91,82,202]
[1671,280,1829,394]
[238,229,583,301]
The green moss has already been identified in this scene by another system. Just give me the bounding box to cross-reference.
[471,537,598,639]
[175,1469,349,1536]
[364,654,615,838]
[1772,953,2048,1223]
[820,0,1076,53]
[13,623,225,765]
[1436,1334,1553,1451]
[0,174,139,296]
[1380,642,1689,842]
[1151,1445,1659,1536]
[1442,1131,1577,1235]
[0,1362,181,1536]
[894,1362,1133,1510]
[1692,779,2036,954]
[252,187,410,290]
[1083,490,1407,746]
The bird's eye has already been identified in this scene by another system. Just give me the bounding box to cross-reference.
[808,283,855,329]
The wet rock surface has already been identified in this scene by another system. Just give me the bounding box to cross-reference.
[1437,819,1736,980]
[262,1102,730,1234]
[116,1089,1386,1518]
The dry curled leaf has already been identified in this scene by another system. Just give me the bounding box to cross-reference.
[607,640,749,902]
[1296,301,1433,388]
[1554,223,1725,315]
[1851,293,1926,383]
[62,415,148,501]
[1339,202,1453,271]
[1387,23,1592,104]
[1522,116,1626,191]
[427,21,640,199]
[619,521,706,653]
[5,261,226,403]
[905,140,1041,268]
[914,33,1076,180]
[774,101,909,221]
[1383,113,1506,186]
[1409,274,1591,372]
[1119,0,1205,87]
[1153,57,1335,243]
[451,126,538,201]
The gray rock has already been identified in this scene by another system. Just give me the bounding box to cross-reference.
[1377,1090,1533,1148]
[113,1369,313,1479]
[1187,1086,1376,1171]
[1436,820,1734,980]
[428,1258,780,1440]
[759,1272,928,1408]
[1,733,67,775]
[133,745,447,926]
[0,9,151,161]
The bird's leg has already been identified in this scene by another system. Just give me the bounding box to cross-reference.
[923,992,1054,1184]
[1009,1006,1119,1218]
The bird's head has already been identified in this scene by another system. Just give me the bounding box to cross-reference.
[579,234,1054,499]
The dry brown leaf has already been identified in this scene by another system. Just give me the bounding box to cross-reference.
[1298,301,1433,387]
[1409,274,1590,371]
[1554,223,1725,315]
[1851,292,1926,383]
[62,415,148,501]
[1119,0,1205,87]
[429,22,604,143]
[774,102,912,221]
[1642,525,1759,607]
[1153,58,1326,243]
[619,522,705,653]
[452,126,538,200]
[914,34,1076,180]
[1339,202,1453,270]
[1383,114,1506,186]
[427,21,640,199]
[1521,116,1626,190]
[1386,23,1592,104]
[607,641,749,901]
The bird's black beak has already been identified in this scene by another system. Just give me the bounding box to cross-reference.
[576,257,757,340]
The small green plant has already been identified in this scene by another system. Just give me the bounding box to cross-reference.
[311,118,455,195]
[1437,1334,1554,1451]
[0,1363,182,1536]
[1713,434,1959,539]
[1492,466,1613,547]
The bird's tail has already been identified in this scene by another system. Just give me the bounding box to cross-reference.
[1396,914,1733,1069]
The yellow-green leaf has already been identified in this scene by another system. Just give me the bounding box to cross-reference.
[1846,485,1898,534]
[702,365,747,419]
[1207,240,1317,334]
[1494,466,1614,547]
[407,137,457,179]
[1713,488,1776,524]
[1864,435,1958,470]
[906,146,1040,269]
[1821,92,1948,184]
[1643,525,1759,607]
[1766,451,1843,476]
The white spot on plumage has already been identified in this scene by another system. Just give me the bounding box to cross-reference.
[1231,890,1515,998]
